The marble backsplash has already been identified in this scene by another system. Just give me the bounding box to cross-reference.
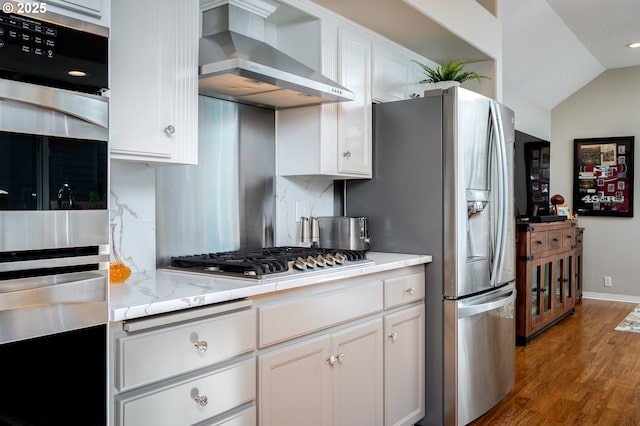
[110,161,335,273]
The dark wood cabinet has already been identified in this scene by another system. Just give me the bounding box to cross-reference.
[515,220,583,345]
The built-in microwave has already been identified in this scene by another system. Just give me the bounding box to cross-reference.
[0,4,108,94]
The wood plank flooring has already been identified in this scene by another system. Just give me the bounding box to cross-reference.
[470,299,640,425]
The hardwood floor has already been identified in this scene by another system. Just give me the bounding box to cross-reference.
[470,299,640,425]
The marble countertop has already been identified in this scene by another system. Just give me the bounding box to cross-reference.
[109,252,432,322]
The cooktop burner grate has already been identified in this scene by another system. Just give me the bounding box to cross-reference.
[169,246,368,277]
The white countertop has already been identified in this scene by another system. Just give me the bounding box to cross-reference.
[109,252,432,322]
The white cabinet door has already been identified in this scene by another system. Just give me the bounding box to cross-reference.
[44,0,109,27]
[332,319,383,426]
[258,319,383,426]
[109,0,198,165]
[373,43,410,102]
[276,17,372,179]
[259,336,333,426]
[337,26,371,176]
[47,0,103,17]
[384,304,425,426]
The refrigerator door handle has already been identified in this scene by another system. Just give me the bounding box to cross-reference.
[458,287,516,319]
[488,101,508,287]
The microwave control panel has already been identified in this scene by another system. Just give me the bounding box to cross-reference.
[0,11,107,92]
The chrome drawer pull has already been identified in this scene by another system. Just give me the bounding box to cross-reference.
[326,354,337,365]
[337,353,346,362]
[405,287,415,295]
[389,332,398,341]
[194,340,208,352]
[164,125,175,136]
[194,395,208,407]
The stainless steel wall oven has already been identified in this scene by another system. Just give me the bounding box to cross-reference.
[0,7,109,425]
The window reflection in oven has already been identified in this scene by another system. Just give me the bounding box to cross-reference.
[0,132,107,211]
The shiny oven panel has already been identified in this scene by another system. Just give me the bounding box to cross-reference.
[0,232,109,345]
[0,79,108,212]
[0,12,109,425]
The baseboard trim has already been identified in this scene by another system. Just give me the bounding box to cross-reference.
[582,292,640,304]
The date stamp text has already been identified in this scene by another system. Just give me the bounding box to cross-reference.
[2,2,48,14]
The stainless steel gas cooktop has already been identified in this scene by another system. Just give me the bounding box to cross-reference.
[166,246,373,280]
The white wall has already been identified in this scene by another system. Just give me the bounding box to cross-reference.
[551,66,640,301]
[109,161,157,273]
[503,83,551,140]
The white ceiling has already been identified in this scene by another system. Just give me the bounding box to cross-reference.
[310,0,640,110]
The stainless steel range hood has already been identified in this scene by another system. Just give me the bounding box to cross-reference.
[198,3,354,109]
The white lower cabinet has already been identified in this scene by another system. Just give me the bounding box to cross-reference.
[259,319,383,426]
[115,358,255,426]
[110,301,257,426]
[110,267,426,426]
[254,265,426,426]
[384,305,425,426]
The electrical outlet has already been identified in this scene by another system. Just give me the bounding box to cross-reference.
[604,276,612,287]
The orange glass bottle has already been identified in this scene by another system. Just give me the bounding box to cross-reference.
[109,223,131,284]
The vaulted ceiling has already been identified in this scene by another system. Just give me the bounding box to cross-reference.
[311,0,640,110]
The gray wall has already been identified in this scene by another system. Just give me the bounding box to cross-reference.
[551,65,640,301]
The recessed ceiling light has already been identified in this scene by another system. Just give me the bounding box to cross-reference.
[626,42,640,48]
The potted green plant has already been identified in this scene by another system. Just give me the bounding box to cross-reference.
[412,59,490,89]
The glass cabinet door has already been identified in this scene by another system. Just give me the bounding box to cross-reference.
[564,254,573,304]
[531,263,540,321]
[555,257,564,308]
[542,260,552,316]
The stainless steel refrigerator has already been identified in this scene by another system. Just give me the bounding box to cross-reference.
[345,87,516,426]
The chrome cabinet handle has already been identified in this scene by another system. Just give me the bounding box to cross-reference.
[343,150,351,158]
[388,332,398,341]
[194,340,208,352]
[327,353,346,365]
[405,287,415,295]
[164,125,175,136]
[194,395,208,407]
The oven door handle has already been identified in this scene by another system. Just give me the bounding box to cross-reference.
[0,272,106,311]
[0,79,108,129]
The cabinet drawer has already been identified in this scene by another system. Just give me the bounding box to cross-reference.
[115,358,255,426]
[203,405,255,426]
[530,231,548,256]
[116,309,256,391]
[562,228,575,248]
[548,230,563,250]
[259,281,383,347]
[384,272,425,309]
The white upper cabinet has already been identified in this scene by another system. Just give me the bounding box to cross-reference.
[373,37,434,102]
[109,0,198,165]
[336,25,371,176]
[45,0,110,27]
[276,3,372,179]
[372,38,411,103]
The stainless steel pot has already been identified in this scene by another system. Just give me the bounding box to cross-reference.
[317,216,371,250]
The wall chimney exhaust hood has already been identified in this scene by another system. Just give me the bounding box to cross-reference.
[198,3,355,109]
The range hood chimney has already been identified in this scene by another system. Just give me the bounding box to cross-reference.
[198,2,355,109]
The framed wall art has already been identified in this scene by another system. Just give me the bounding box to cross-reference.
[573,136,634,217]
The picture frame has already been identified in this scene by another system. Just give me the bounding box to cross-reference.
[556,204,572,218]
[573,136,634,217]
